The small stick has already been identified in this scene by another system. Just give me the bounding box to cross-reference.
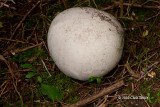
[12,42,43,54]
[125,61,140,79]
[42,39,49,53]
[0,2,16,10]
[145,12,160,21]
[101,5,118,11]
[0,80,7,89]
[138,62,159,81]
[115,2,160,9]
[0,55,24,106]
[92,0,98,8]
[104,97,117,107]
[27,21,39,42]
[0,81,8,98]
[10,1,40,39]
[96,95,108,107]
[120,0,123,17]
[62,81,89,101]
[141,94,150,107]
[0,37,33,44]
[63,80,124,107]
[10,0,16,4]
[40,58,52,77]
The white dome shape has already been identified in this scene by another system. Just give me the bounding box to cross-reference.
[47,7,124,81]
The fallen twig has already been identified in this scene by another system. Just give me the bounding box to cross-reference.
[138,61,159,81]
[11,42,43,55]
[103,97,117,107]
[96,95,108,107]
[92,0,98,8]
[63,80,124,107]
[0,55,24,107]
[120,0,123,17]
[115,2,160,10]
[62,81,89,101]
[101,4,118,11]
[125,61,140,79]
[145,12,160,21]
[0,37,33,44]
[0,81,8,98]
[40,57,51,77]
[10,1,40,39]
[0,2,16,10]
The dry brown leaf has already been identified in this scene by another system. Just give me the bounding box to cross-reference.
[148,71,156,78]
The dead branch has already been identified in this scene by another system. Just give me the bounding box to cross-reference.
[10,1,40,39]
[63,80,124,107]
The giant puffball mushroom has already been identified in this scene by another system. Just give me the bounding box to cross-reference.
[47,7,124,81]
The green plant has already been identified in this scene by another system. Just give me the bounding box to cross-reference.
[147,93,154,103]
[21,63,37,79]
[40,84,63,102]
[21,63,64,102]
[140,78,160,105]
[21,62,78,103]
[10,47,47,63]
[67,95,79,104]
[89,76,103,84]
[0,0,159,106]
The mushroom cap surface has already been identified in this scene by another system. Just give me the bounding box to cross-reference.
[47,7,124,81]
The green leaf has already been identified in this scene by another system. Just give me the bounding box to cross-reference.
[21,63,35,69]
[148,99,152,103]
[96,78,101,84]
[37,76,42,82]
[147,93,153,103]
[142,30,149,37]
[40,84,63,102]
[89,76,95,82]
[25,72,35,78]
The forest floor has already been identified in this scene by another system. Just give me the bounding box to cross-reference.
[0,0,160,107]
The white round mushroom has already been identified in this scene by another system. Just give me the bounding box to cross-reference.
[47,7,124,81]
